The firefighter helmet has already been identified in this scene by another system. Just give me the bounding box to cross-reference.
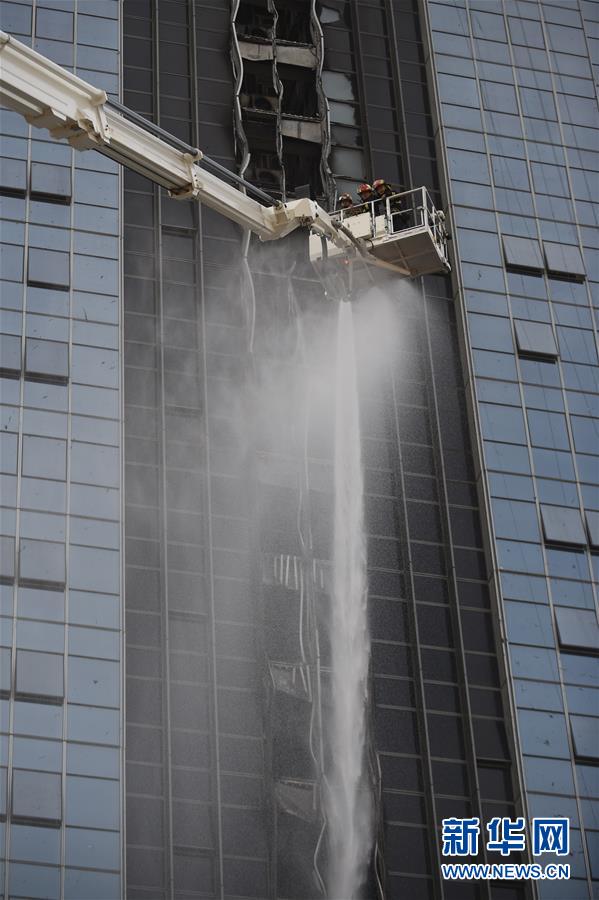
[373,178,389,194]
[338,192,353,207]
[357,182,373,197]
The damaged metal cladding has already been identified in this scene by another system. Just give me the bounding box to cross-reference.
[231,0,332,203]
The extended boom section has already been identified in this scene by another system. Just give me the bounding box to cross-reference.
[0,30,450,278]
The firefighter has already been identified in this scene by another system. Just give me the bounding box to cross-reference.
[374,178,408,230]
[356,182,374,211]
[338,192,358,217]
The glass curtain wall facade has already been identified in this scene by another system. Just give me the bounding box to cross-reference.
[122,2,529,900]
[421,0,599,897]
[0,1,596,900]
[0,1,124,899]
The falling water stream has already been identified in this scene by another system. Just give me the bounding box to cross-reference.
[327,301,373,899]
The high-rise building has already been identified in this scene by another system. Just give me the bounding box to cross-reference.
[0,1,596,900]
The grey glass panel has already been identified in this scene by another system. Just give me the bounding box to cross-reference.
[27,248,70,289]
[10,822,61,864]
[0,431,18,474]
[502,235,544,270]
[0,333,22,373]
[517,708,570,758]
[30,163,71,202]
[543,242,586,278]
[570,715,599,760]
[586,511,599,549]
[0,646,11,694]
[16,649,64,700]
[541,505,586,547]
[19,538,65,585]
[65,826,119,869]
[514,320,558,358]
[12,769,62,823]
[25,338,69,381]
[0,535,15,579]
[556,608,599,652]
[65,774,119,828]
[0,156,27,194]
[21,435,66,480]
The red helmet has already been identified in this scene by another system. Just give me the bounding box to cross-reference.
[373,178,388,193]
[357,182,373,196]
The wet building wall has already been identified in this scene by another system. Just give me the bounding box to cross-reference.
[0,0,124,897]
[422,1,599,897]
[123,1,531,899]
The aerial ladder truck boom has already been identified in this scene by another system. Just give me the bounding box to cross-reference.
[0,30,450,279]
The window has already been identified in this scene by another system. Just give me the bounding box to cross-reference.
[0,535,15,581]
[0,157,27,195]
[0,646,11,696]
[502,235,544,271]
[586,511,599,549]
[0,333,21,376]
[18,539,65,587]
[556,608,599,652]
[27,248,70,290]
[514,320,558,358]
[21,435,66,481]
[492,156,530,191]
[12,769,62,824]
[540,504,586,547]
[24,338,69,383]
[543,242,586,280]
[15,649,64,701]
[570,716,599,761]
[29,163,71,203]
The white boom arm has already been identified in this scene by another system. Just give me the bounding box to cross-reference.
[0,31,344,247]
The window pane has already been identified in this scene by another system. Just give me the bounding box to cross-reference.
[556,608,599,652]
[19,538,66,586]
[0,333,22,374]
[16,649,64,700]
[25,338,69,382]
[30,163,72,202]
[543,242,586,279]
[27,248,70,289]
[514,320,558,358]
[21,435,66,480]
[12,769,62,824]
[570,715,599,760]
[541,505,586,546]
[502,235,544,270]
[0,156,27,194]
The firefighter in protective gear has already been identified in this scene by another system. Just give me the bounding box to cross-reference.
[357,182,374,208]
[338,192,358,217]
[374,178,408,229]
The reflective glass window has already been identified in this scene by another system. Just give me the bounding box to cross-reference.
[571,416,599,454]
[527,410,570,450]
[557,327,598,366]
[21,435,66,480]
[505,601,554,648]
[0,333,21,374]
[12,769,62,823]
[15,649,63,700]
[524,757,574,796]
[514,320,557,358]
[492,156,530,190]
[0,156,26,194]
[481,80,518,113]
[561,654,599,687]
[556,608,599,652]
[502,235,544,271]
[492,499,540,542]
[570,715,599,760]
[27,248,70,289]
[10,823,61,864]
[543,242,586,279]
[29,163,71,202]
[65,774,119,828]
[0,534,15,580]
[24,338,69,382]
[541,505,586,547]
[586,511,599,549]
[0,646,11,695]
[517,708,570,758]
[0,431,18,474]
[19,538,65,586]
